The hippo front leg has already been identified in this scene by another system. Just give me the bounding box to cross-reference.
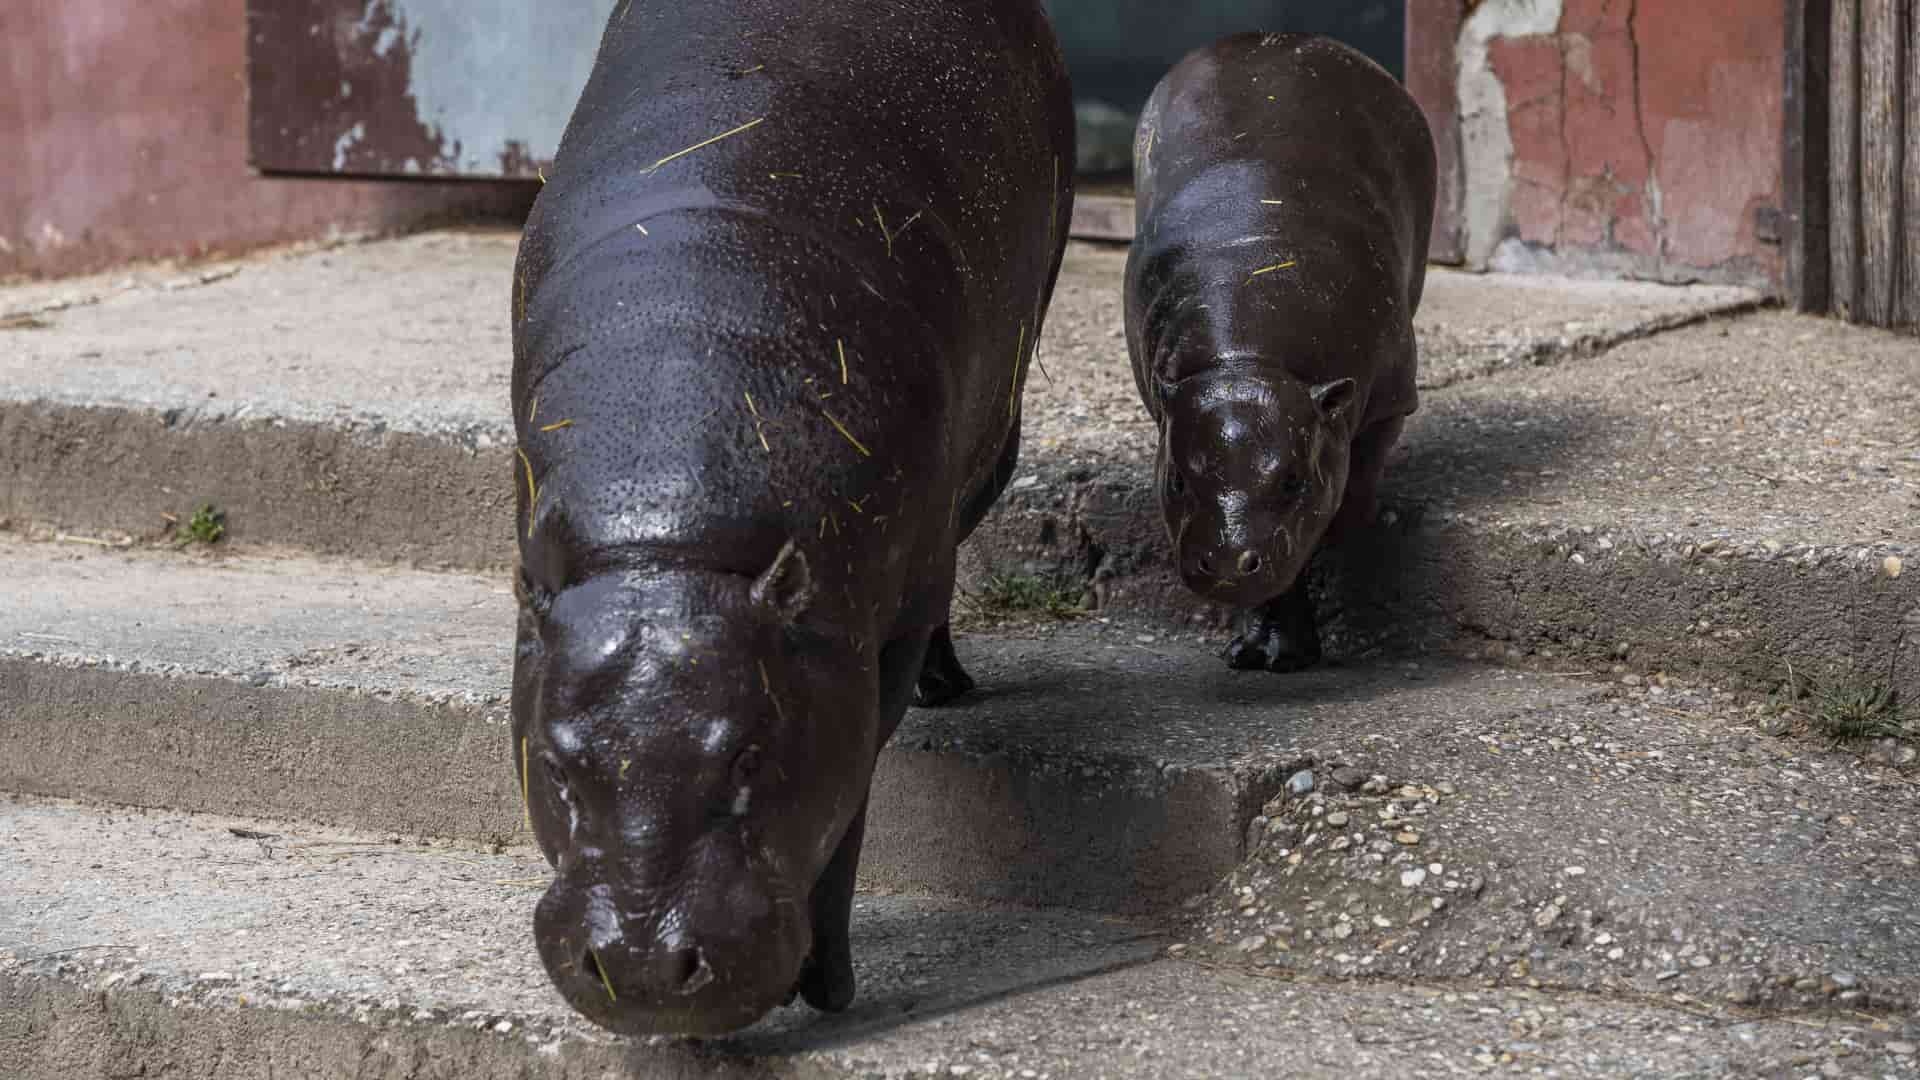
[1224,577,1322,672]
[795,631,930,1010]
[794,801,866,1011]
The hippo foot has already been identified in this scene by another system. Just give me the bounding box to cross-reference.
[913,623,975,707]
[794,942,856,1013]
[1223,587,1321,673]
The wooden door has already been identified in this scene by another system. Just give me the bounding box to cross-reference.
[1814,0,1918,330]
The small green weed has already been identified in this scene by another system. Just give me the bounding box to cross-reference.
[179,504,226,546]
[1776,661,1910,745]
[968,572,1085,620]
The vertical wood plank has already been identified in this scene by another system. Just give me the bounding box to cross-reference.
[1860,0,1903,326]
[1830,0,1861,320]
[1786,0,1833,314]
[1903,0,1919,328]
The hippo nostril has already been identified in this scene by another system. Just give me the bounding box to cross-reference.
[1195,554,1216,577]
[1237,550,1263,575]
[669,946,714,994]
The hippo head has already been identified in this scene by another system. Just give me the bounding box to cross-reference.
[1154,371,1356,606]
[512,540,870,1036]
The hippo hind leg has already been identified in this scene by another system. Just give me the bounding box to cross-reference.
[913,623,975,706]
[1224,578,1322,673]
[914,413,1022,707]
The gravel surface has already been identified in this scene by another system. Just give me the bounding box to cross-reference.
[6,795,1917,1079]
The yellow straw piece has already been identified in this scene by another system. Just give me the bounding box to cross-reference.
[837,339,848,385]
[820,410,871,457]
[520,736,532,833]
[1006,323,1027,418]
[645,117,766,173]
[591,948,618,1001]
[539,419,574,433]
[1247,261,1298,281]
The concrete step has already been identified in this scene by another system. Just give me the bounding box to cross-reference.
[7,796,1918,1080]
[0,533,1596,915]
[0,228,1758,573]
[4,230,1907,710]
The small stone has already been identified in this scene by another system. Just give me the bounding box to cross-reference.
[1394,832,1421,846]
[1656,969,1681,982]
[1828,970,1859,990]
[1372,915,1393,928]
[493,1020,514,1034]
[1594,933,1614,946]
[1607,948,1625,961]
[1563,866,1586,877]
[1325,812,1350,828]
[1330,836,1352,852]
[1333,922,1354,940]
[1689,955,1711,969]
[949,1066,973,1077]
[1235,934,1268,953]
[1401,868,1428,888]
[1286,770,1315,797]
[1534,903,1562,929]
[1762,539,1783,555]
[1435,782,1457,796]
[1166,943,1188,955]
[1885,556,1904,579]
[1887,1041,1916,1056]
[1428,863,1444,875]
[1331,766,1369,790]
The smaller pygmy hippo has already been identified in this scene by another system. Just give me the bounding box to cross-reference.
[1123,33,1437,672]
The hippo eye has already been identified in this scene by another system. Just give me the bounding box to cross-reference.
[1166,469,1186,497]
[542,754,575,806]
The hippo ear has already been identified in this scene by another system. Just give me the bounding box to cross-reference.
[751,539,813,622]
[1310,378,1357,424]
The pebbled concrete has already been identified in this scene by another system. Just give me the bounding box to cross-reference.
[0,535,1580,913]
[972,309,1920,707]
[4,534,1919,1014]
[5,797,1917,1080]
[0,229,1760,568]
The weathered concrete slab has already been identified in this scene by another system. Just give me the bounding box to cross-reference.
[0,536,1587,913]
[975,309,1919,706]
[5,797,1916,1079]
[0,230,1759,569]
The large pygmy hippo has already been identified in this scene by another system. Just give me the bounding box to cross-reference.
[1124,33,1436,672]
[509,0,1073,1036]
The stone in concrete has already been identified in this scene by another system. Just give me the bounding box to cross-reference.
[5,797,1917,1079]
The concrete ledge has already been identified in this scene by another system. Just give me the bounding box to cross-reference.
[9,797,1915,1079]
[0,536,1588,913]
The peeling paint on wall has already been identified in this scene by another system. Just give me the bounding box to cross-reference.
[1457,0,1565,266]
[248,0,615,177]
[370,0,616,173]
[1450,0,1784,289]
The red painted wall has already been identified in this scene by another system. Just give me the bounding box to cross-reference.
[0,0,535,281]
[1409,0,1786,288]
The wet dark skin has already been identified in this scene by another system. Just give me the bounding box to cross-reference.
[1123,33,1436,672]
[508,0,1073,1038]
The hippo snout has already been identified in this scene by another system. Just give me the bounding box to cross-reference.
[1180,540,1279,603]
[533,871,810,1037]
